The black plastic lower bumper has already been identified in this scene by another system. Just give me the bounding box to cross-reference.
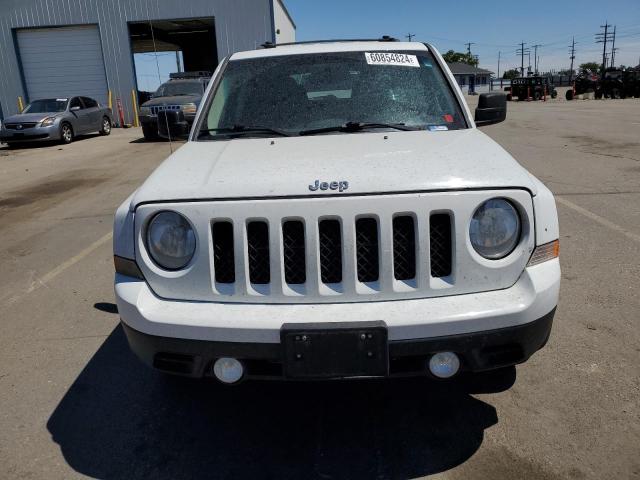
[121,308,555,380]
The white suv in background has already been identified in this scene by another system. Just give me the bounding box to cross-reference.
[113,38,560,384]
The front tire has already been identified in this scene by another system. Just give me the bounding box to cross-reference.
[99,116,111,135]
[565,90,574,100]
[60,123,73,144]
[142,123,159,140]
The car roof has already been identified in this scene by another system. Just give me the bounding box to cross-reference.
[230,41,429,61]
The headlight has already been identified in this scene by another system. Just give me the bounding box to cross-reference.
[41,117,56,127]
[469,198,521,259]
[181,103,197,114]
[146,211,196,270]
[139,106,151,116]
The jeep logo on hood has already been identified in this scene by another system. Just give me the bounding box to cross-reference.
[308,180,349,192]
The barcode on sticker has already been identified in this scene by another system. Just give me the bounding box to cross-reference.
[365,52,420,67]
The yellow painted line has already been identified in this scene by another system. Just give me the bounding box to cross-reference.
[556,196,640,244]
[3,231,113,307]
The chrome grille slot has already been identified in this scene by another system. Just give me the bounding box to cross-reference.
[247,221,270,284]
[393,216,416,280]
[356,218,379,282]
[430,213,452,278]
[282,220,306,284]
[212,221,235,283]
[319,219,342,284]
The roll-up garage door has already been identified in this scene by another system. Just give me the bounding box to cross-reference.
[17,26,108,105]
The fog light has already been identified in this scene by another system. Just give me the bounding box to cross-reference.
[213,357,244,384]
[428,352,460,378]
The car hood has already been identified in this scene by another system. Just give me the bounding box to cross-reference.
[131,128,537,208]
[3,112,60,123]
[142,95,200,107]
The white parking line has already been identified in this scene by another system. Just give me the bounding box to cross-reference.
[556,196,640,244]
[2,231,113,307]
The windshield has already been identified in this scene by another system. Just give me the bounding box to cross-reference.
[198,50,466,139]
[23,99,68,113]
[154,81,203,97]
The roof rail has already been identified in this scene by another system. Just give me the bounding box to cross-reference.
[260,36,398,49]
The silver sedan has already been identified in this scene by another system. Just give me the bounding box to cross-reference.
[0,96,113,147]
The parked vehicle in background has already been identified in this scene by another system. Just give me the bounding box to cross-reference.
[623,67,640,98]
[508,76,557,101]
[599,68,625,99]
[114,39,560,384]
[566,70,601,100]
[137,71,211,140]
[0,97,112,147]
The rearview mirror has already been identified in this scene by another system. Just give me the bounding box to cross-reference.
[157,110,190,140]
[474,93,507,127]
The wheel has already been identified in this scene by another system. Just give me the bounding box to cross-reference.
[533,91,541,101]
[550,90,558,99]
[565,90,574,101]
[595,90,603,99]
[60,123,73,144]
[611,88,621,99]
[142,123,159,140]
[506,93,513,101]
[99,116,111,135]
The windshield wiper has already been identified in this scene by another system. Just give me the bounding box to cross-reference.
[299,122,418,136]
[199,125,294,138]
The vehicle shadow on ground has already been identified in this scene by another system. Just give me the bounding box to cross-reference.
[47,325,514,480]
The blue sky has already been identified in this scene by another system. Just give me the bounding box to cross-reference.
[286,0,640,74]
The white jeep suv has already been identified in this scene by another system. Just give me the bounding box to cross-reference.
[114,39,560,383]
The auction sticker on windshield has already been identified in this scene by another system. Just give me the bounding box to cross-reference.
[365,52,419,67]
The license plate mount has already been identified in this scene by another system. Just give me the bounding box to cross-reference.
[281,321,388,379]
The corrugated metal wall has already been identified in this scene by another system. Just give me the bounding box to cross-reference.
[0,0,275,121]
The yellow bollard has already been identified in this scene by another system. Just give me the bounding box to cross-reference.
[107,90,112,110]
[17,96,24,112]
[131,89,140,127]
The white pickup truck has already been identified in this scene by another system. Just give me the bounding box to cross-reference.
[113,38,560,384]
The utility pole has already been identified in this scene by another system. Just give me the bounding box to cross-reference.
[610,26,617,68]
[516,42,530,77]
[465,42,475,56]
[406,33,415,42]
[497,51,501,79]
[532,44,541,74]
[568,37,576,82]
[596,22,614,73]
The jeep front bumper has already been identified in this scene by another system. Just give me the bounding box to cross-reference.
[115,259,560,379]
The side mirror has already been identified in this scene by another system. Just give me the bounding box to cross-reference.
[70,105,81,111]
[475,92,507,127]
[157,110,190,139]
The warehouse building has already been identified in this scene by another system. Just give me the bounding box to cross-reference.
[0,0,295,122]
[447,62,494,90]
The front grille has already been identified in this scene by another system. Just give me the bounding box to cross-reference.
[356,218,379,282]
[140,191,534,304]
[319,219,342,284]
[247,221,270,284]
[282,221,306,284]
[212,221,235,283]
[430,214,452,277]
[5,122,37,130]
[393,216,416,280]
[150,105,181,115]
[209,214,454,290]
